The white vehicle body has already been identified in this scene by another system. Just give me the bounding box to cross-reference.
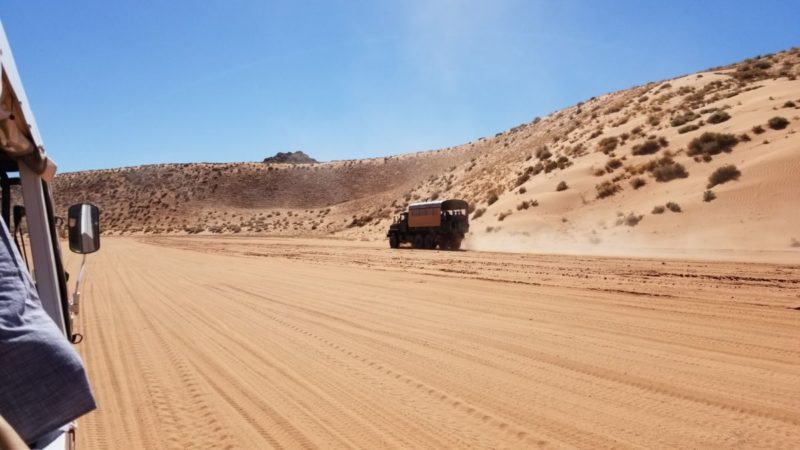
[1,19,94,450]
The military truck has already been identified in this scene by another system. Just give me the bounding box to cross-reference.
[387,199,469,250]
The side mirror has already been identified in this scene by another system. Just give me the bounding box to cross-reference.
[68,203,100,254]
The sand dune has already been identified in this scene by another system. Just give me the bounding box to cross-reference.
[71,237,800,449]
[52,48,800,255]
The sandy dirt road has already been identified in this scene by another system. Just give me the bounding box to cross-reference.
[72,237,800,449]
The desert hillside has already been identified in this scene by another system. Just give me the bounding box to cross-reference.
[53,48,800,254]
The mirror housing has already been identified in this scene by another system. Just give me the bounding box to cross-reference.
[68,203,100,254]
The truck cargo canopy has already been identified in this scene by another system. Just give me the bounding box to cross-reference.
[409,199,468,211]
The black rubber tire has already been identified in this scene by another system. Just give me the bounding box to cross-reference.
[424,235,436,250]
[413,235,424,249]
[389,234,399,249]
[451,238,462,250]
[439,238,451,250]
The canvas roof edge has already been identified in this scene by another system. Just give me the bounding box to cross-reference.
[0,19,56,180]
[408,199,468,210]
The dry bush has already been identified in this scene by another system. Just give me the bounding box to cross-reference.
[556,181,569,191]
[768,116,790,130]
[473,208,486,219]
[784,100,796,108]
[596,180,621,198]
[687,132,738,157]
[516,200,538,210]
[624,213,643,226]
[670,112,699,127]
[605,158,623,172]
[703,190,716,202]
[678,123,701,134]
[630,177,646,189]
[487,193,499,205]
[666,202,682,212]
[652,205,665,214]
[632,136,667,156]
[518,186,527,194]
[597,136,618,154]
[738,133,751,142]
[648,156,689,182]
[706,110,731,124]
[752,125,765,134]
[497,210,512,221]
[707,164,741,188]
[535,146,552,160]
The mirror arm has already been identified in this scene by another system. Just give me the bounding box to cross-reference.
[71,253,87,317]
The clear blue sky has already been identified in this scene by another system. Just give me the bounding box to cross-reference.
[2,1,797,172]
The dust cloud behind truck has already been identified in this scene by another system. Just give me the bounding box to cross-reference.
[387,199,469,250]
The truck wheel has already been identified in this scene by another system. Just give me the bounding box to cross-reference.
[424,235,436,250]
[439,238,451,250]
[413,235,424,249]
[389,234,399,249]
[452,238,462,250]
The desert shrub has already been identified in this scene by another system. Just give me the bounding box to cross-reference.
[652,205,665,214]
[632,137,667,156]
[535,146,552,160]
[784,100,796,108]
[514,170,532,187]
[531,162,544,176]
[678,123,700,134]
[707,164,741,188]
[670,112,699,127]
[518,186,527,194]
[473,208,486,219]
[556,181,569,191]
[597,136,618,154]
[517,200,538,210]
[487,193,499,205]
[605,158,623,172]
[543,160,558,173]
[686,132,738,157]
[594,168,606,177]
[703,190,716,202]
[595,180,621,198]
[497,210,512,221]
[768,116,789,130]
[624,213,643,227]
[752,125,765,134]
[630,177,646,189]
[649,156,689,182]
[706,110,731,124]
[738,133,751,142]
[556,155,573,169]
[666,202,682,212]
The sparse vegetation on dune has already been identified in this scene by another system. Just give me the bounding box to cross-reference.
[52,47,800,245]
[687,132,739,158]
[768,116,789,130]
[595,180,621,199]
[707,165,741,188]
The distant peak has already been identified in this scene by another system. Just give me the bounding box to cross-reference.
[263,151,318,164]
